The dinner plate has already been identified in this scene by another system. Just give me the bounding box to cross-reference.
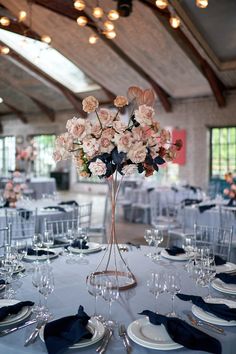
[0,284,5,292]
[192,298,236,326]
[23,250,58,262]
[39,317,105,349]
[127,317,183,350]
[13,264,25,274]
[211,278,236,295]
[0,299,32,327]
[161,249,191,261]
[215,262,236,274]
[69,242,102,254]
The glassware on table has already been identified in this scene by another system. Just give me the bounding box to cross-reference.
[151,229,163,261]
[166,273,181,317]
[43,231,54,264]
[76,227,89,265]
[38,265,55,320]
[66,228,77,264]
[101,279,119,328]
[147,272,164,313]
[2,252,18,299]
[32,265,44,315]
[144,229,154,257]
[86,273,104,321]
[32,233,43,264]
[183,235,195,271]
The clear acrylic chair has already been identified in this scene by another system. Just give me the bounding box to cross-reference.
[194,223,233,261]
[76,202,92,229]
[5,209,37,241]
[44,218,79,239]
[0,224,12,257]
[89,194,109,243]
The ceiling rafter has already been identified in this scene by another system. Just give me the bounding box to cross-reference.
[139,0,226,108]
[29,96,56,121]
[33,0,172,112]
[3,101,28,123]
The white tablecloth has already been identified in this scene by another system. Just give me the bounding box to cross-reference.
[28,178,56,199]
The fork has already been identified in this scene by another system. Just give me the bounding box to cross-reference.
[187,313,225,335]
[118,324,132,353]
[24,319,46,346]
[96,328,112,354]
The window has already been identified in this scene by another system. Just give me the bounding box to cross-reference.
[210,127,236,178]
[32,135,56,177]
[0,136,16,175]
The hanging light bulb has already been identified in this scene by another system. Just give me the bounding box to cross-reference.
[169,15,180,28]
[41,35,52,44]
[74,0,85,11]
[104,30,116,39]
[18,10,27,22]
[0,17,10,26]
[155,0,168,10]
[0,97,3,104]
[93,7,103,19]
[196,0,208,8]
[103,20,114,32]
[89,34,98,44]
[77,16,88,26]
[108,9,119,21]
[0,46,10,55]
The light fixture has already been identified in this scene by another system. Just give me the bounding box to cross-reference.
[41,35,52,44]
[77,16,88,26]
[0,17,10,26]
[18,10,27,22]
[93,7,103,19]
[74,0,85,11]
[0,97,3,104]
[196,0,208,8]
[155,0,168,10]
[0,46,10,55]
[89,34,98,44]
[108,9,119,21]
[169,15,180,29]
[103,20,115,32]
[104,30,116,39]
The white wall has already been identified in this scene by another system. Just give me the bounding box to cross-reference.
[1,92,236,189]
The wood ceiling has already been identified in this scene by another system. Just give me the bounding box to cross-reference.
[0,0,235,125]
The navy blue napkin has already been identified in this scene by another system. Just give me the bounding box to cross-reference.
[177,294,236,321]
[44,206,66,213]
[0,279,5,285]
[0,301,34,321]
[165,246,185,256]
[44,306,93,354]
[227,199,235,207]
[214,255,226,266]
[59,200,78,206]
[53,239,69,246]
[199,204,216,213]
[17,208,32,220]
[71,238,89,249]
[139,310,221,354]
[215,273,236,284]
[182,199,202,206]
[27,248,55,256]
[0,201,9,208]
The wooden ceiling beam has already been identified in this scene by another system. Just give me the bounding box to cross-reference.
[139,0,226,107]
[33,0,172,112]
[29,96,56,121]
[3,101,28,123]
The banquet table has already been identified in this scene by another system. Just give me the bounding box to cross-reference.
[28,178,56,199]
[1,246,235,354]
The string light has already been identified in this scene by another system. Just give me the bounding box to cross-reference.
[93,7,103,19]
[196,0,208,8]
[169,15,180,28]
[0,17,10,26]
[89,34,98,44]
[77,16,88,26]
[0,97,3,104]
[104,30,116,39]
[41,35,52,44]
[74,0,85,11]
[103,20,115,32]
[0,46,10,55]
[155,0,168,10]
[108,9,119,21]
[18,10,27,22]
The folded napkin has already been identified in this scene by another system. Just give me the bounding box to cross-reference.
[0,201,9,208]
[0,301,34,322]
[53,239,68,246]
[44,206,66,213]
[177,293,236,322]
[59,200,78,206]
[214,255,226,266]
[227,199,235,207]
[215,273,236,284]
[0,279,5,285]
[44,305,93,354]
[17,208,32,220]
[171,186,178,193]
[165,246,185,256]
[198,204,216,213]
[182,199,202,206]
[27,248,55,257]
[139,310,221,354]
[183,185,200,194]
[71,239,89,249]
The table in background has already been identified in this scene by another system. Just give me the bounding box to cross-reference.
[28,178,56,199]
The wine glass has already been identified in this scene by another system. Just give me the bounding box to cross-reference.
[144,229,154,257]
[66,229,76,264]
[101,279,119,328]
[76,228,89,265]
[43,231,54,264]
[152,229,163,261]
[147,272,164,313]
[86,274,104,321]
[32,234,43,264]
[166,273,181,317]
[39,266,55,320]
[32,265,44,315]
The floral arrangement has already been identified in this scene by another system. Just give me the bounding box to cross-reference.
[224,172,236,202]
[3,171,26,207]
[53,86,182,179]
[16,140,37,162]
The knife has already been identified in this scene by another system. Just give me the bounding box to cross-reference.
[0,319,36,337]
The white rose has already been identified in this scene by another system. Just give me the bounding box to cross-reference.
[127,142,147,163]
[89,159,106,176]
[135,104,155,126]
[82,137,100,157]
[114,131,132,153]
[98,108,114,127]
[122,164,138,176]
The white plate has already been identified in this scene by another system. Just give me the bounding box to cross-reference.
[192,298,236,326]
[161,249,190,261]
[215,262,236,274]
[0,299,31,327]
[127,317,183,350]
[13,264,25,274]
[0,284,5,292]
[23,250,58,262]
[39,317,105,349]
[211,278,236,295]
[69,242,102,254]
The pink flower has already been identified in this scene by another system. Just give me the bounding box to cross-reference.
[66,117,89,140]
[114,96,128,108]
[159,129,171,144]
[231,184,236,191]
[224,188,229,196]
[98,108,114,127]
[13,171,21,178]
[82,96,99,113]
[127,142,147,163]
[134,105,155,126]
[114,131,132,153]
[82,137,100,158]
[164,147,177,161]
[122,164,138,176]
[56,133,74,150]
[3,191,10,199]
[112,120,127,133]
[5,182,13,190]
[53,150,63,162]
[99,129,114,153]
[91,123,102,138]
[13,184,21,193]
[89,159,106,176]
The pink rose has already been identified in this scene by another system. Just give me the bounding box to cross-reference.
[82,96,99,113]
[53,150,63,162]
[159,129,171,144]
[56,133,74,150]
[66,117,89,139]
[122,164,138,176]
[98,108,114,127]
[89,159,106,176]
[5,182,13,190]
[112,120,127,133]
[82,137,100,157]
[224,188,229,195]
[114,96,128,108]
[114,131,132,153]
[134,105,155,126]
[91,123,102,138]
[127,142,147,163]
[13,184,21,193]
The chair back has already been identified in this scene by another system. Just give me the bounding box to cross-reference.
[44,218,79,238]
[77,202,92,228]
[5,209,37,240]
[0,224,12,257]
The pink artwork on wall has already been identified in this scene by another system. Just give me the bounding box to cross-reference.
[172,129,186,165]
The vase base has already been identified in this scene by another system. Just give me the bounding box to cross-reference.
[88,270,137,291]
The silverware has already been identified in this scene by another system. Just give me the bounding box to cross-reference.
[118,324,132,353]
[24,319,46,346]
[0,319,36,337]
[96,328,112,354]
[187,314,225,335]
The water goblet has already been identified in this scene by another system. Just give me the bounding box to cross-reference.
[166,273,181,317]
[32,234,43,264]
[66,228,77,264]
[43,231,54,264]
[101,279,119,328]
[152,229,163,261]
[39,266,55,320]
[86,273,104,321]
[32,265,44,315]
[144,229,154,257]
[76,228,89,265]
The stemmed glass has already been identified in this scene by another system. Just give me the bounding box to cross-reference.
[166,273,181,317]
[183,235,195,271]
[43,231,54,264]
[2,252,18,299]
[86,273,104,321]
[76,228,89,265]
[147,272,164,313]
[152,229,163,261]
[66,228,76,264]
[32,265,43,315]
[101,279,119,328]
[38,265,55,320]
[32,234,43,264]
[144,229,154,257]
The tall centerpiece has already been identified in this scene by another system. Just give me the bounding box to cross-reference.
[16,140,37,179]
[53,86,182,290]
